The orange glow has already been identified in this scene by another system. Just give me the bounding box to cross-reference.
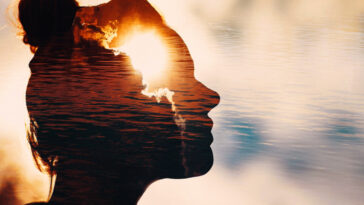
[114,30,168,85]
[76,0,111,6]
[112,30,187,132]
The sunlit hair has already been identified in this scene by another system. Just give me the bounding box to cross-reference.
[18,0,79,199]
[19,0,79,175]
[26,119,57,200]
[18,0,79,53]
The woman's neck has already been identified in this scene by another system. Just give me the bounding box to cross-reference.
[49,167,153,205]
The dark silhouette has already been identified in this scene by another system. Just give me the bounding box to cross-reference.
[19,0,219,204]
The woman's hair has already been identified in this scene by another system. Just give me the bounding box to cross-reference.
[18,0,79,52]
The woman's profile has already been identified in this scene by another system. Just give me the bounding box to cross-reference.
[19,0,220,204]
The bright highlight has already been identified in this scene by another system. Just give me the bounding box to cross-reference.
[115,31,168,84]
[113,30,186,133]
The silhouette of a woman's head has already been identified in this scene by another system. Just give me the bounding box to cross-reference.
[20,0,219,204]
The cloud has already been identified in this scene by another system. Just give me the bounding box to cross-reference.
[140,162,321,205]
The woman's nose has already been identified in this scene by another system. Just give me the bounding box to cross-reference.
[198,81,220,112]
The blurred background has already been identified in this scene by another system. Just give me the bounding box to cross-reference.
[0,0,364,204]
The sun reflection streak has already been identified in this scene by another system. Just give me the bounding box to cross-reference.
[112,30,186,132]
[112,30,188,175]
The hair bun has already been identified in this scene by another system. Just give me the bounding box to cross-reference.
[18,0,78,51]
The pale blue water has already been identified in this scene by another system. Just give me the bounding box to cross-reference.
[201,4,364,203]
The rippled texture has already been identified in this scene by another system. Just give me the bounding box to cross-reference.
[23,1,219,204]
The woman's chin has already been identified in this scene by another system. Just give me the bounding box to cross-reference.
[186,147,214,177]
[165,146,214,179]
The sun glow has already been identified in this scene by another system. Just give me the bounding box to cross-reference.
[114,30,168,84]
[112,29,174,105]
[113,30,186,132]
[76,0,111,6]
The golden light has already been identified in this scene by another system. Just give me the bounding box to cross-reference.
[76,0,111,6]
[113,30,173,102]
[112,30,186,131]
[115,30,168,85]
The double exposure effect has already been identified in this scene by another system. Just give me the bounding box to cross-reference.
[21,0,219,204]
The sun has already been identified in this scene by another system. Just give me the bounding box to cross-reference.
[113,30,186,130]
[115,30,168,85]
